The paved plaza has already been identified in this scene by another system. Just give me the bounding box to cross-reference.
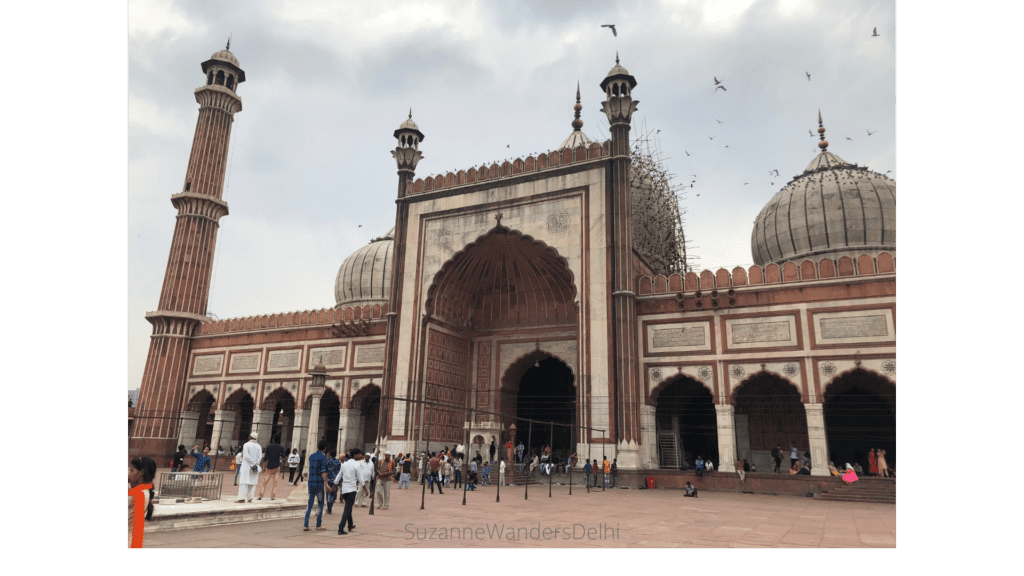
[145,478,895,548]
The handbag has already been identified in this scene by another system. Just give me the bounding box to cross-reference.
[229,462,236,471]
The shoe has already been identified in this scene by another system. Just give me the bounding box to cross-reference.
[337,530,348,535]
[258,497,262,500]
[235,500,245,503]
[349,525,356,530]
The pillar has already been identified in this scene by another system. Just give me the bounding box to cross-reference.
[715,404,737,473]
[638,405,657,469]
[734,413,750,462]
[177,410,200,450]
[251,409,274,446]
[306,397,323,458]
[291,410,310,453]
[337,409,361,454]
[804,403,829,476]
[279,415,292,449]
[212,410,237,452]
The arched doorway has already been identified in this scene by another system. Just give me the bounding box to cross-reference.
[262,387,296,447]
[187,390,216,449]
[653,376,717,468]
[321,389,341,451]
[500,351,576,461]
[733,372,808,472]
[223,389,255,448]
[824,368,895,472]
[352,384,381,452]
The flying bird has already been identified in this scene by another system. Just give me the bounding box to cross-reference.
[872,27,880,37]
[601,24,617,36]
[725,145,729,148]
[885,170,892,174]
[714,85,727,93]
[806,71,811,81]
[809,129,814,137]
[685,151,691,156]
[708,135,716,140]
[696,194,700,196]
[770,169,779,176]
[506,144,510,148]
[867,129,876,136]
[714,76,724,85]
[657,129,661,134]
[744,183,749,185]
[716,119,723,124]
[846,137,853,141]
[770,182,774,186]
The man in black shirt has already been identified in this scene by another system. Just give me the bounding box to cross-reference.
[259,434,286,500]
[172,444,187,472]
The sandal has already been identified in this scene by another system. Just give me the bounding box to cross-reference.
[303,527,310,531]
[316,527,326,531]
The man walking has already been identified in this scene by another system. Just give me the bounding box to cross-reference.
[419,452,428,485]
[376,451,394,510]
[302,440,328,531]
[325,450,342,514]
[172,445,187,473]
[489,439,496,464]
[603,457,611,487]
[517,441,524,463]
[399,455,411,489]
[772,445,783,473]
[355,452,372,507]
[453,454,463,489]
[236,432,262,503]
[429,452,443,494]
[288,448,300,483]
[234,449,243,485]
[583,459,593,488]
[334,449,362,535]
[499,459,507,486]
[610,459,618,488]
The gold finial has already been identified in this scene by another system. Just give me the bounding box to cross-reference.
[817,109,828,151]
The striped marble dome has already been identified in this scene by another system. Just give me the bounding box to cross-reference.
[334,228,394,308]
[750,150,896,266]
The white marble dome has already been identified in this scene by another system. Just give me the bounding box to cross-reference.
[334,228,394,308]
[210,49,239,67]
[750,149,895,266]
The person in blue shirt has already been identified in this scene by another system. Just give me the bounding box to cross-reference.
[303,440,329,531]
[190,445,211,472]
[695,456,705,478]
[482,463,492,485]
[583,460,593,488]
[325,450,342,514]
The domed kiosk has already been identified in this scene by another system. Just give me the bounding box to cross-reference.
[751,113,895,266]
[334,228,394,308]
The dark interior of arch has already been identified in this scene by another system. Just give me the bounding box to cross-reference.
[356,386,381,450]
[734,372,808,459]
[823,369,896,471]
[320,390,340,452]
[263,388,295,445]
[188,390,216,449]
[507,356,575,459]
[224,391,254,448]
[428,227,576,330]
[655,377,718,467]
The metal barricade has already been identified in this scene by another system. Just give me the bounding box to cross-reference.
[158,472,223,501]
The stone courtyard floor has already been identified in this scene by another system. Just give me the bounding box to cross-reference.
[144,480,895,548]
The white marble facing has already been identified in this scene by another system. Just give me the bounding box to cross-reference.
[812,308,895,345]
[193,354,224,375]
[645,321,712,353]
[724,315,799,350]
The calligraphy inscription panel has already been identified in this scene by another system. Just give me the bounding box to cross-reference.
[652,326,706,348]
[732,321,791,343]
[820,315,888,339]
[355,345,385,366]
[229,354,259,373]
[268,351,300,370]
[194,355,223,375]
[310,346,346,368]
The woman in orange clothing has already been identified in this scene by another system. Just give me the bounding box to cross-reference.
[129,457,156,548]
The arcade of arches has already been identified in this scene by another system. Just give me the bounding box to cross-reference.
[645,369,895,475]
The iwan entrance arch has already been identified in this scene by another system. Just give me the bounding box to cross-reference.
[408,223,584,456]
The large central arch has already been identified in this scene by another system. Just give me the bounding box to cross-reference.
[500,351,576,460]
[425,224,577,330]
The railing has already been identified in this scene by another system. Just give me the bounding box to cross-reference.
[157,472,223,501]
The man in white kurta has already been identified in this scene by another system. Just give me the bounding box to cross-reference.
[236,432,263,503]
[355,455,372,507]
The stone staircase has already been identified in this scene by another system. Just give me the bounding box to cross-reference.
[815,477,896,504]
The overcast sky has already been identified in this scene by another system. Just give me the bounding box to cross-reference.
[127,0,895,390]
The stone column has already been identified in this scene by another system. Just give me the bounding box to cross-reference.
[715,404,736,473]
[291,410,310,453]
[734,413,750,462]
[177,411,200,450]
[251,410,274,446]
[213,410,237,452]
[638,405,657,469]
[804,403,830,476]
[306,398,323,458]
[337,409,361,454]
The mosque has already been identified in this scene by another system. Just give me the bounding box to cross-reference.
[129,46,896,481]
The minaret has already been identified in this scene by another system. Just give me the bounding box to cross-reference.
[380,111,424,446]
[600,53,642,463]
[130,43,245,457]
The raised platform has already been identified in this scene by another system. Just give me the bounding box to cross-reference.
[617,469,896,503]
[149,488,310,532]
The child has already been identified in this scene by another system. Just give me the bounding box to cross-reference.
[684,481,698,497]
[482,463,492,485]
